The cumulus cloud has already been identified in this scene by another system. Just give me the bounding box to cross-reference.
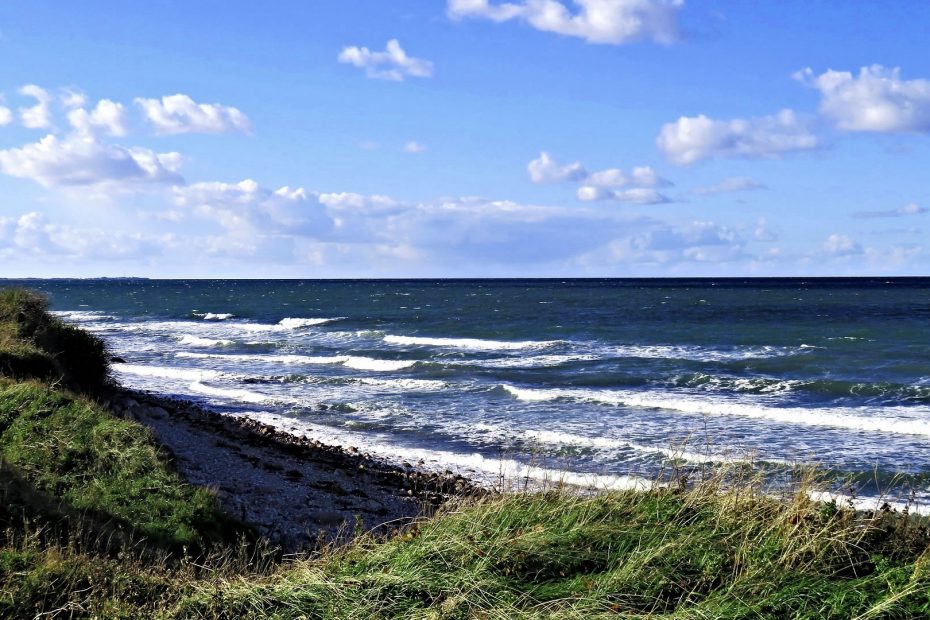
[527,151,587,183]
[657,109,820,165]
[585,165,670,187]
[853,202,928,219]
[172,179,330,254]
[796,65,930,133]
[60,88,87,109]
[0,134,182,187]
[18,84,53,129]
[0,211,163,260]
[693,176,766,195]
[447,0,683,45]
[135,94,251,135]
[67,99,129,137]
[529,152,672,203]
[0,105,11,126]
[576,185,670,204]
[598,220,745,265]
[338,39,434,82]
[403,141,428,153]
[823,233,863,256]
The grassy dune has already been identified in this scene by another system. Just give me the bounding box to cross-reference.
[2,286,930,618]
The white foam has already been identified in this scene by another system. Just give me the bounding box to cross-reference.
[352,377,447,391]
[501,385,930,438]
[235,317,344,332]
[178,334,234,347]
[476,425,748,465]
[188,381,274,405]
[52,310,116,322]
[682,373,804,395]
[236,411,652,492]
[469,354,601,368]
[175,351,415,372]
[203,313,235,321]
[113,364,223,382]
[343,357,416,371]
[279,317,343,329]
[611,344,798,362]
[384,334,560,351]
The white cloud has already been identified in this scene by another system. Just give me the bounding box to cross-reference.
[853,202,928,219]
[585,165,670,187]
[527,151,587,183]
[60,88,87,109]
[173,179,329,252]
[823,233,863,256]
[598,220,745,265]
[753,218,777,241]
[576,185,670,204]
[404,141,428,153]
[657,109,820,165]
[67,99,129,137]
[796,65,930,133]
[319,192,400,212]
[447,0,683,45]
[18,84,53,129]
[0,105,11,126]
[0,134,182,187]
[694,176,766,195]
[338,39,434,82]
[0,211,163,260]
[135,94,251,135]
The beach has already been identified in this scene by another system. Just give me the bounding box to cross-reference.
[105,386,477,551]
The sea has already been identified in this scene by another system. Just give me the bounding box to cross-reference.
[10,278,930,508]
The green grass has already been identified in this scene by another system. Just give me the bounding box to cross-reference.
[0,287,247,617]
[169,483,930,619]
[0,287,109,391]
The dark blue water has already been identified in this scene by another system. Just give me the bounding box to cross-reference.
[10,278,930,505]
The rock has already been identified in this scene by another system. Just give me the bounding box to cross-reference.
[110,356,127,364]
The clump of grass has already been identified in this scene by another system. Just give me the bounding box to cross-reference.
[0,287,109,392]
[0,380,241,552]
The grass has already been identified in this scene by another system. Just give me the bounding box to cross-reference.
[0,287,109,392]
[1,285,930,618]
[0,287,247,617]
[168,479,930,619]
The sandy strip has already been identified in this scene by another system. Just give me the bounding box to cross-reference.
[104,388,479,553]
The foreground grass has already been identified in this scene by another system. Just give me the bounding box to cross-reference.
[171,484,930,619]
[0,287,245,617]
[2,286,930,618]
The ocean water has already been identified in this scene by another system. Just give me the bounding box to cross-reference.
[11,278,930,505]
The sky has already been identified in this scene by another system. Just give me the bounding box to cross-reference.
[1,0,929,278]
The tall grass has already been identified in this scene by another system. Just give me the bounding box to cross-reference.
[167,470,930,619]
[0,288,109,391]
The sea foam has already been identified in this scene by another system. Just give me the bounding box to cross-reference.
[176,351,415,371]
[384,334,560,351]
[178,334,234,347]
[501,385,930,437]
[113,364,224,382]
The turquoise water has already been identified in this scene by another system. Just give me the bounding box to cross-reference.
[12,278,930,503]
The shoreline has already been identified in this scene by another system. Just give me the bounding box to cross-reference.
[104,385,482,552]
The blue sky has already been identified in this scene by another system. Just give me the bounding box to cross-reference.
[1,0,929,277]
